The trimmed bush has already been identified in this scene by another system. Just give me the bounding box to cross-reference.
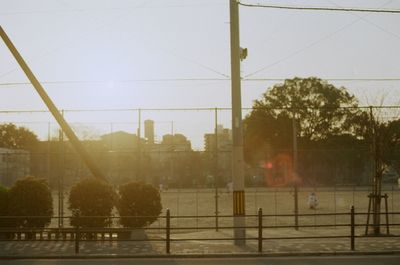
[68,178,116,228]
[8,176,53,228]
[117,181,162,228]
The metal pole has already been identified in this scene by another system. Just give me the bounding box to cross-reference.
[350,206,355,251]
[230,0,246,246]
[215,107,219,231]
[384,194,389,235]
[166,209,170,254]
[137,108,141,181]
[60,110,64,227]
[258,208,263,252]
[75,215,80,254]
[47,122,51,184]
[57,114,65,228]
[170,121,174,189]
[369,106,380,234]
[292,106,299,230]
[0,26,106,180]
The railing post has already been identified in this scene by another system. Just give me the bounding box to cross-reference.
[350,205,355,251]
[384,193,390,235]
[166,209,170,254]
[75,217,80,254]
[258,208,263,253]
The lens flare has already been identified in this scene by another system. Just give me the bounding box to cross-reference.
[262,153,300,187]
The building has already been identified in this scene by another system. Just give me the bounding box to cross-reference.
[204,126,232,152]
[0,148,30,187]
[101,131,140,150]
[204,125,232,185]
[161,134,192,151]
[144,120,155,144]
[100,126,193,186]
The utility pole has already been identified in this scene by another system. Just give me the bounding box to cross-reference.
[0,26,106,181]
[230,0,246,246]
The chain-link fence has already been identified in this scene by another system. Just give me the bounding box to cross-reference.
[1,106,400,228]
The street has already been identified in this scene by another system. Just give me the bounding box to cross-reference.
[1,255,400,265]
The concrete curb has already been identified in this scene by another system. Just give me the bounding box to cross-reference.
[1,251,400,259]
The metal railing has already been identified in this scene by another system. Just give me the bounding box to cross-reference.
[0,207,399,254]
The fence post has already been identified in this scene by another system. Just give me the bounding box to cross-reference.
[258,208,263,253]
[384,193,390,235]
[166,209,170,254]
[350,205,355,251]
[75,217,80,254]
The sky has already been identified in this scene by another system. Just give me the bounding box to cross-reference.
[1,0,400,149]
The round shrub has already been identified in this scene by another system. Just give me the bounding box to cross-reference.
[8,176,53,228]
[117,181,162,228]
[68,178,116,228]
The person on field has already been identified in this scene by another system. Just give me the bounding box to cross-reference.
[308,192,318,209]
[226,181,233,193]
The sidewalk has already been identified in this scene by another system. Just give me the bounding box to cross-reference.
[0,228,399,257]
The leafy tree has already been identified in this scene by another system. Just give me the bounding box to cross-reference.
[117,181,162,228]
[360,114,400,234]
[0,185,13,239]
[68,178,116,228]
[373,119,400,177]
[244,77,365,184]
[0,123,39,151]
[8,176,53,228]
[246,77,360,139]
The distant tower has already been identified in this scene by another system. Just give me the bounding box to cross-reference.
[144,119,155,144]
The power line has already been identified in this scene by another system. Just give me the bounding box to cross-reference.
[1,77,400,87]
[243,78,400,82]
[0,2,227,16]
[2,105,400,114]
[0,78,229,86]
[238,2,400,13]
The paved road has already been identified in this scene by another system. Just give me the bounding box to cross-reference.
[1,256,400,265]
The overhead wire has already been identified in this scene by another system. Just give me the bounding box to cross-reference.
[325,0,400,42]
[240,0,398,78]
[1,77,400,87]
[2,105,400,114]
[238,2,400,13]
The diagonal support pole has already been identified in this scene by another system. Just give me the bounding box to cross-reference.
[0,26,106,181]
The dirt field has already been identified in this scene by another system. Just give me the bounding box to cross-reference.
[51,185,400,229]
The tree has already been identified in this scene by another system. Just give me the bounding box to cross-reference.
[0,185,9,226]
[244,77,365,184]
[0,123,39,151]
[117,181,162,228]
[362,111,400,234]
[0,185,13,239]
[8,176,53,228]
[68,178,116,229]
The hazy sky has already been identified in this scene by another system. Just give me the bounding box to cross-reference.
[1,0,400,149]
